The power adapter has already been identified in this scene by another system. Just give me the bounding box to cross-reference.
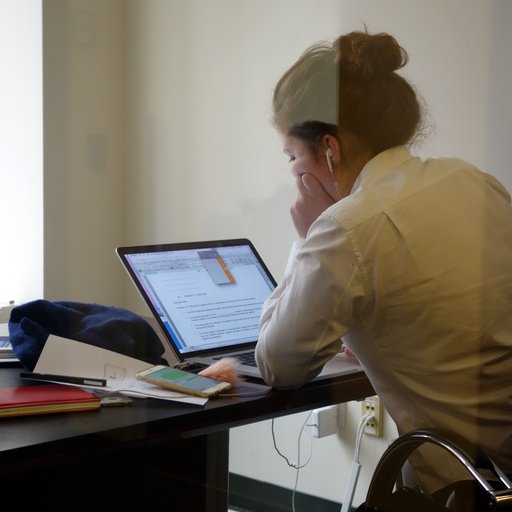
[311,405,339,438]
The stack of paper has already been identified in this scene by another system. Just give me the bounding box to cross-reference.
[33,335,208,406]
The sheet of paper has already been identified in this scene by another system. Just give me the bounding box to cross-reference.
[0,322,18,361]
[34,335,207,406]
[0,323,8,337]
[0,323,10,349]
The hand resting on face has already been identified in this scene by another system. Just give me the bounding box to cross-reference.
[291,173,336,238]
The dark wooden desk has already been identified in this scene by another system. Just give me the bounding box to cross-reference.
[0,365,373,511]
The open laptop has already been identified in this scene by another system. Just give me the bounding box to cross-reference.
[116,238,361,381]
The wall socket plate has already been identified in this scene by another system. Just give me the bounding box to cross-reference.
[361,395,383,436]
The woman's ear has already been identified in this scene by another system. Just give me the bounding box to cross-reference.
[322,135,341,198]
[322,134,340,164]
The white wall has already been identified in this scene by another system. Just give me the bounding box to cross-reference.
[0,1,43,305]
[40,0,512,508]
[122,0,343,312]
[43,0,127,304]
[487,0,512,184]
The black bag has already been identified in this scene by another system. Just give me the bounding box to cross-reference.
[356,429,512,512]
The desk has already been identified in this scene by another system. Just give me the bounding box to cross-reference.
[0,366,373,511]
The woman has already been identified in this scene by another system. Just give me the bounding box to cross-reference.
[254,29,512,494]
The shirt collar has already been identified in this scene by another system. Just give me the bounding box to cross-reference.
[350,146,414,194]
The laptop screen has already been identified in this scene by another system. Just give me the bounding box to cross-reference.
[117,239,277,358]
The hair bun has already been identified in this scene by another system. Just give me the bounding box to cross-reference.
[336,31,407,79]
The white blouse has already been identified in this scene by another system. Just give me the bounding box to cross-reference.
[255,146,512,491]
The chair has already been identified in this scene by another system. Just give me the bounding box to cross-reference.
[356,429,512,512]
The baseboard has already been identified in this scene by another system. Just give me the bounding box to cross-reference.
[229,473,346,512]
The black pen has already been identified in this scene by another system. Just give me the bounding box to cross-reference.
[20,372,107,387]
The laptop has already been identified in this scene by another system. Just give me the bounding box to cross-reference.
[116,238,362,381]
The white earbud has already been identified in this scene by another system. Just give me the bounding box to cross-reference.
[325,148,334,168]
[325,147,341,198]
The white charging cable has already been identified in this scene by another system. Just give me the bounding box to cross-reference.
[271,413,314,512]
[340,412,375,512]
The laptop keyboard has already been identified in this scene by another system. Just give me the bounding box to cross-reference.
[213,351,257,367]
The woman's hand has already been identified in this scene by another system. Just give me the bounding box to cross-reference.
[291,173,335,238]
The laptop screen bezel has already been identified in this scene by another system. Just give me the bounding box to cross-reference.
[116,238,277,361]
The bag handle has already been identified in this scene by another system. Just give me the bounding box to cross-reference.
[364,429,512,511]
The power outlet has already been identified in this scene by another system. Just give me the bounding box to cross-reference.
[361,396,383,436]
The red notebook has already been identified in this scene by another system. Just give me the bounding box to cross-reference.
[0,384,101,418]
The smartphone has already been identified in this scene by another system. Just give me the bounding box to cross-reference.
[135,365,231,398]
